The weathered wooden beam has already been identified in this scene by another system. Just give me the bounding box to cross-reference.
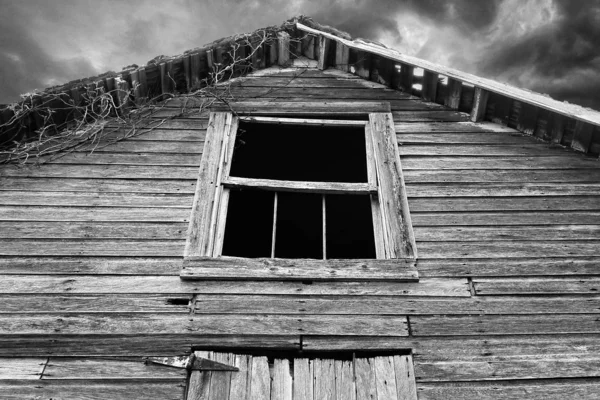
[190,53,202,88]
[302,35,316,59]
[251,37,266,70]
[398,64,414,92]
[550,113,566,144]
[317,35,330,70]
[421,71,439,102]
[206,48,215,75]
[444,78,462,109]
[181,257,419,281]
[572,120,595,153]
[240,116,366,127]
[470,87,489,122]
[160,60,174,94]
[354,50,371,79]
[335,42,350,72]
[222,176,376,195]
[369,113,417,259]
[268,39,278,66]
[277,31,290,66]
[183,55,192,91]
[115,78,130,114]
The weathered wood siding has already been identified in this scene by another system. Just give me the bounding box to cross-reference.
[1,65,600,399]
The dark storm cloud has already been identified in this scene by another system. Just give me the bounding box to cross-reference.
[475,0,600,109]
[0,2,99,104]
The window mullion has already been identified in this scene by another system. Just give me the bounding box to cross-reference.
[322,194,327,260]
[271,192,278,259]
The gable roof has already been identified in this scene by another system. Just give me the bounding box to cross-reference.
[1,16,599,163]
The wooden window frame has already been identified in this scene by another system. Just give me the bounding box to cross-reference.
[182,112,417,281]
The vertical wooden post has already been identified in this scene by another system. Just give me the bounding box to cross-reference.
[115,78,130,114]
[317,35,330,70]
[571,120,594,153]
[335,43,349,72]
[444,78,462,109]
[69,87,83,119]
[277,31,290,66]
[399,64,414,92]
[354,51,371,79]
[269,40,278,66]
[516,103,539,135]
[550,114,566,144]
[190,53,202,88]
[421,71,438,102]
[160,60,174,94]
[183,55,192,91]
[470,87,489,122]
[251,37,266,70]
[303,35,315,59]
[206,48,215,75]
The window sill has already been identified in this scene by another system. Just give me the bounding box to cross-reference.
[181,256,418,282]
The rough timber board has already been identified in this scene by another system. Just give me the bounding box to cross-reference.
[181,257,418,281]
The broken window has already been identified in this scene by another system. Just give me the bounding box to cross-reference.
[182,112,417,279]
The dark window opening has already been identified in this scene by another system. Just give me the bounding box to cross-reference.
[326,195,376,259]
[275,192,323,259]
[229,122,368,183]
[222,189,274,258]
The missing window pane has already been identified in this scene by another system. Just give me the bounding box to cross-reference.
[230,122,368,183]
[275,192,322,259]
[326,194,376,259]
[222,189,274,258]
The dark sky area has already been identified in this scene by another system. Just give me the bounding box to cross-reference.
[1,0,599,110]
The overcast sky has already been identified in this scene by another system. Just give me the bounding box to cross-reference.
[1,0,599,109]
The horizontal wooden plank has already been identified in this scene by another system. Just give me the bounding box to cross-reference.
[411,211,600,226]
[153,101,391,117]
[0,358,45,379]
[417,381,600,399]
[408,197,600,212]
[70,140,203,154]
[303,335,600,360]
[182,256,418,281]
[193,295,600,315]
[0,206,190,221]
[0,380,185,400]
[100,128,205,141]
[401,156,600,170]
[417,241,600,258]
[232,76,396,89]
[416,357,600,382]
[0,257,183,275]
[0,334,300,356]
[403,169,600,183]
[392,111,471,122]
[398,132,537,145]
[42,357,186,380]
[474,278,600,295]
[166,87,416,101]
[0,164,199,179]
[222,177,376,195]
[406,183,600,197]
[0,276,469,296]
[42,152,202,166]
[399,144,575,157]
[0,295,191,313]
[410,315,600,336]
[241,116,366,126]
[0,191,193,208]
[0,239,184,256]
[414,226,600,241]
[0,222,188,239]
[0,314,408,336]
[416,258,600,278]
[395,122,518,134]
[0,177,197,193]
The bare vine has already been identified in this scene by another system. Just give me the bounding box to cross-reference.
[0,22,303,165]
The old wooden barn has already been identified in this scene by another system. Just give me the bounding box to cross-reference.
[1,16,600,399]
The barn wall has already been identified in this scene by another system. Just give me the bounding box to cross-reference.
[1,65,600,398]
